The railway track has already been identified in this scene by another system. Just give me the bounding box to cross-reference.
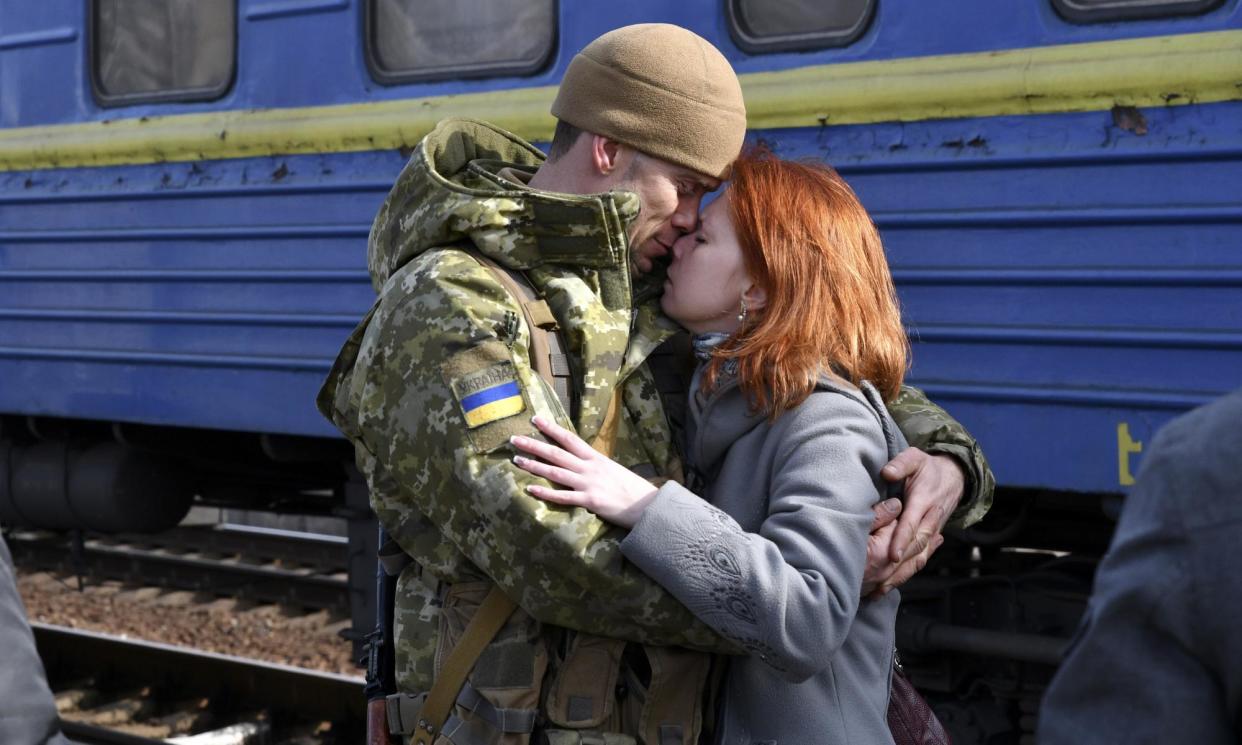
[9,524,350,615]
[38,623,363,744]
[15,523,365,740]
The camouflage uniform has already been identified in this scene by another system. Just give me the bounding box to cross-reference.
[889,386,994,527]
[318,118,994,741]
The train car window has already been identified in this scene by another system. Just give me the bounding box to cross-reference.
[91,0,235,106]
[727,0,875,53]
[1053,0,1224,23]
[365,0,556,84]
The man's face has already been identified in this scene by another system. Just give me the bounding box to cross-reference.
[612,154,720,276]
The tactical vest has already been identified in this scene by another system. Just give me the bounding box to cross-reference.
[381,250,716,745]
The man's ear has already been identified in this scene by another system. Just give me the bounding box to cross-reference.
[742,282,768,313]
[590,135,624,176]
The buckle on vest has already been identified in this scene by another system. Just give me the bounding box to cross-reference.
[385,691,428,737]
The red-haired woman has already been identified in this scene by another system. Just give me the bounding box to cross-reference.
[511,151,908,744]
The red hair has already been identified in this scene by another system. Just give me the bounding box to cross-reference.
[703,149,909,416]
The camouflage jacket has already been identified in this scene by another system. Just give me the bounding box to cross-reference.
[890,386,994,527]
[317,118,994,693]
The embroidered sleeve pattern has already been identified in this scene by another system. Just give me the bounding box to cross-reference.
[658,502,788,670]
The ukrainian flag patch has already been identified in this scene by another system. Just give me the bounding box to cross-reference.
[451,361,526,428]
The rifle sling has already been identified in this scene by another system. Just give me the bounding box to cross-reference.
[378,538,413,577]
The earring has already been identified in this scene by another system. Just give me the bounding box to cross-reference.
[737,299,748,324]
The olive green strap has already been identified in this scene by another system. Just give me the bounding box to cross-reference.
[589,389,622,458]
[461,247,575,417]
[413,586,517,745]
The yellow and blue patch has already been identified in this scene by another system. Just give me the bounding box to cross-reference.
[447,356,526,429]
[442,343,532,451]
[460,379,525,427]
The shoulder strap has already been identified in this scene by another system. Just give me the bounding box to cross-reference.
[461,247,576,418]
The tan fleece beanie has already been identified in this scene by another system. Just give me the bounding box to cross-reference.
[551,24,747,179]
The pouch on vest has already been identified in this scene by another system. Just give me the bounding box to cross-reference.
[431,581,548,745]
[545,634,625,730]
[616,646,712,745]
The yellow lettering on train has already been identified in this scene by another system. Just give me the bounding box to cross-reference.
[1117,422,1144,486]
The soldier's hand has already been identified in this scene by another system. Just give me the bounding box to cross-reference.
[862,497,945,597]
[879,448,963,584]
[862,498,901,596]
[511,416,658,529]
[869,534,945,599]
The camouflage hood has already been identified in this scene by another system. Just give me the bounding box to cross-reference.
[322,117,680,451]
[368,117,649,307]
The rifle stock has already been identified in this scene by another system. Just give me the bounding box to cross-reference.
[367,698,396,745]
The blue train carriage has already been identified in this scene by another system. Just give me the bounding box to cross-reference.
[1,1,1240,741]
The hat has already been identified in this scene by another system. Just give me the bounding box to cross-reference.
[551,24,747,179]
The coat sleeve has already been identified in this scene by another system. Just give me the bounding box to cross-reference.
[0,535,70,745]
[621,390,887,682]
[1037,403,1241,745]
[888,384,995,528]
[351,249,738,653]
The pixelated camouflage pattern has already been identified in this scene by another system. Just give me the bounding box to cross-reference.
[888,385,995,527]
[318,119,736,694]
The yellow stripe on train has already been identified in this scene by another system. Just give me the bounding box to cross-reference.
[1,29,1240,172]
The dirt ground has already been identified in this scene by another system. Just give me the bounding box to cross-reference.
[18,569,361,677]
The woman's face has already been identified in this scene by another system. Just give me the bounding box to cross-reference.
[660,192,754,334]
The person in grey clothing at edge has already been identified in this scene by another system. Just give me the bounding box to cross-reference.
[1038,387,1242,745]
[510,150,908,744]
[0,531,71,745]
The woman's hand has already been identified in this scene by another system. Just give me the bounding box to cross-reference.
[510,416,658,529]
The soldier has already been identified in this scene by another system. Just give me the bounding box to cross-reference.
[319,23,993,744]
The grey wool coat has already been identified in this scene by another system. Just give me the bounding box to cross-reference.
[1038,388,1242,744]
[622,368,903,745]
